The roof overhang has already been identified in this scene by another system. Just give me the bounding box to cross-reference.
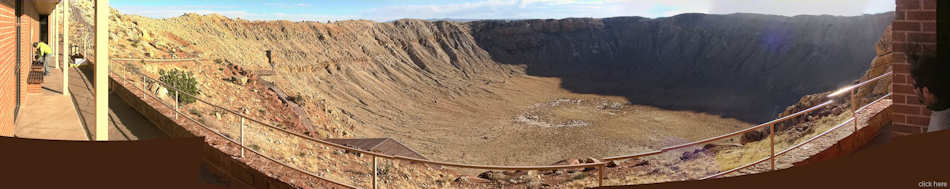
[34,0,62,15]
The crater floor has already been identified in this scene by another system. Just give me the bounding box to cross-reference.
[348,74,753,166]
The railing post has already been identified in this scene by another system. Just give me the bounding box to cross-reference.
[240,116,245,158]
[769,123,775,171]
[175,90,179,121]
[851,89,858,133]
[599,163,605,187]
[372,155,378,189]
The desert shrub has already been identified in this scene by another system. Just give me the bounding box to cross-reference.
[288,94,306,105]
[378,161,393,176]
[248,144,261,151]
[189,108,202,117]
[159,69,200,105]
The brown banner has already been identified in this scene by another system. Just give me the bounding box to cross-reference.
[0,137,219,188]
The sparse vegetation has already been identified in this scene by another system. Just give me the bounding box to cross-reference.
[158,69,200,105]
[288,94,305,105]
[378,161,393,176]
[189,108,202,117]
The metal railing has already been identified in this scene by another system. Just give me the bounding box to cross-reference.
[117,65,608,188]
[111,56,893,188]
[112,57,201,62]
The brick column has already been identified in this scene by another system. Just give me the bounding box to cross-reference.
[0,0,16,135]
[890,0,938,135]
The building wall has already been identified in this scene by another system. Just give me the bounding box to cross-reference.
[0,0,15,136]
[22,1,37,126]
[890,0,938,135]
[0,0,41,136]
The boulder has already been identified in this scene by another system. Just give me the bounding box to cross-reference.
[633,159,649,167]
[552,158,581,165]
[155,86,168,99]
[680,149,705,161]
[232,75,248,85]
[454,176,489,184]
[477,171,506,181]
[550,158,583,174]
[606,160,621,168]
[582,157,601,172]
[583,157,601,164]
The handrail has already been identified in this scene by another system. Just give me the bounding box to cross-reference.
[137,70,609,169]
[119,56,894,188]
[136,71,393,158]
[662,71,890,153]
[134,76,359,188]
[827,71,894,97]
[662,100,834,152]
[698,73,892,180]
[111,57,201,62]
[602,150,663,161]
[774,94,892,159]
[775,118,856,157]
[857,93,893,114]
[701,117,856,180]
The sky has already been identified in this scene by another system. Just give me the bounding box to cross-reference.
[112,0,896,22]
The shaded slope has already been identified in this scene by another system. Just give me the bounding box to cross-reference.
[469,13,894,123]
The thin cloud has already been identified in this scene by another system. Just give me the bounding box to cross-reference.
[360,0,713,21]
[709,0,894,16]
[115,0,896,22]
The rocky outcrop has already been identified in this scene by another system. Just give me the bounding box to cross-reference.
[469,13,894,123]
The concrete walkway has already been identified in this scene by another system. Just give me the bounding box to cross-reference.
[71,66,166,140]
[14,66,166,141]
[14,69,88,140]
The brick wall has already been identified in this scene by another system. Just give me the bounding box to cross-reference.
[890,0,938,135]
[1,0,38,136]
[1,0,39,136]
[21,0,37,125]
[0,0,14,136]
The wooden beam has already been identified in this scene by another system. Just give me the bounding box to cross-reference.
[95,0,109,141]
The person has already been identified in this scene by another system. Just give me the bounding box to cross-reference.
[908,51,950,132]
[33,41,52,76]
